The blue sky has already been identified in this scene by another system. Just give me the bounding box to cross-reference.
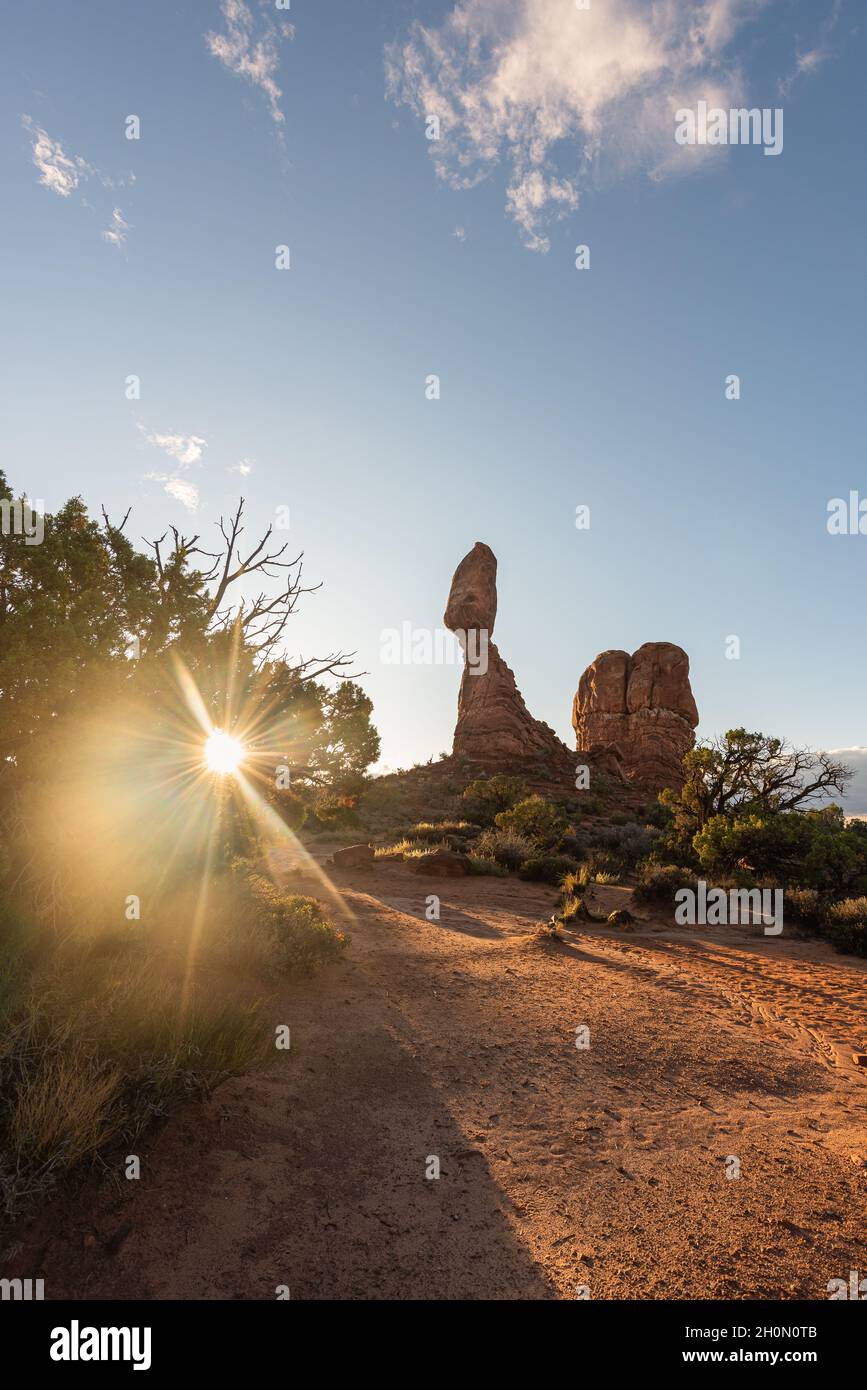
[1,0,865,805]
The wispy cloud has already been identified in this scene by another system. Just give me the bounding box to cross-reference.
[386,0,773,251]
[206,0,294,126]
[778,47,829,97]
[140,426,208,467]
[777,0,842,98]
[229,457,254,476]
[22,115,135,245]
[102,206,130,247]
[22,116,92,197]
[145,473,200,512]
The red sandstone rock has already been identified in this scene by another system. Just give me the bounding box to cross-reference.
[573,643,698,790]
[410,849,472,876]
[444,543,570,767]
[329,844,375,868]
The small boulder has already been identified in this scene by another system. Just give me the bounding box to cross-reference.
[411,849,471,877]
[328,844,375,869]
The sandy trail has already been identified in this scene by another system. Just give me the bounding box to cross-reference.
[17,864,867,1300]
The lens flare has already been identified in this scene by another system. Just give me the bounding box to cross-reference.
[204,729,245,775]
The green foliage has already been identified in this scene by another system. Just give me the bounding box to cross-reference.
[518,853,577,885]
[310,793,360,831]
[824,898,867,956]
[0,475,364,1229]
[694,806,867,892]
[661,728,852,855]
[460,774,527,825]
[633,862,698,904]
[272,790,309,832]
[219,872,348,977]
[653,727,864,952]
[0,475,379,807]
[494,795,566,847]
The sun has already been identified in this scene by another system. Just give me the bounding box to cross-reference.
[204,729,245,776]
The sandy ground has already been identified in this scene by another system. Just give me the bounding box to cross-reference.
[13,862,867,1300]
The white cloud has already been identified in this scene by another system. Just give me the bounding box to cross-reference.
[779,0,841,95]
[140,425,207,467]
[22,115,92,197]
[145,473,200,512]
[102,206,129,247]
[229,457,254,476]
[206,0,294,126]
[778,48,830,96]
[22,115,135,245]
[828,747,867,817]
[386,0,772,250]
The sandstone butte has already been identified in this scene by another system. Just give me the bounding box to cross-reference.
[443,541,699,792]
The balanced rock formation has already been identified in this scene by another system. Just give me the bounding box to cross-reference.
[573,643,698,790]
[445,542,570,767]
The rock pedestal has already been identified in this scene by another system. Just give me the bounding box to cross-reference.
[444,542,569,767]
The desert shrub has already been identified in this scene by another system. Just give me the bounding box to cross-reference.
[633,861,697,904]
[475,828,534,871]
[0,859,347,1224]
[272,789,308,832]
[688,805,867,896]
[518,853,577,885]
[594,870,622,885]
[0,952,271,1221]
[311,793,360,831]
[823,897,867,956]
[374,838,413,858]
[590,822,659,866]
[410,820,478,848]
[583,848,626,879]
[559,870,583,898]
[461,775,527,826]
[466,855,508,877]
[644,801,673,830]
[785,887,827,928]
[620,824,660,865]
[557,828,591,860]
[494,795,566,847]
[374,837,449,859]
[557,894,587,926]
[219,872,348,978]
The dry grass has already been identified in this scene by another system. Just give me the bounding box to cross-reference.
[0,865,345,1226]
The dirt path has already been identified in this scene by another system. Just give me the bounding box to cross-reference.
[16,864,867,1300]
